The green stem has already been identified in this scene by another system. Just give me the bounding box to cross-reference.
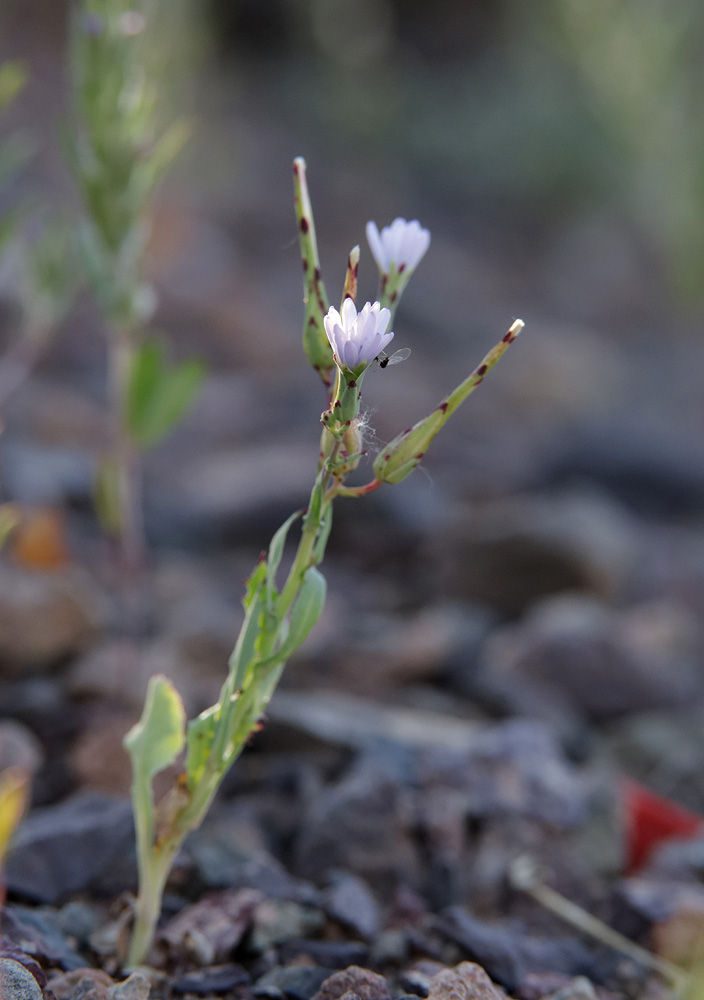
[109,328,146,633]
[126,437,342,967]
[126,765,170,967]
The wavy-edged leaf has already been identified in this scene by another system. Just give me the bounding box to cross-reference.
[124,674,186,780]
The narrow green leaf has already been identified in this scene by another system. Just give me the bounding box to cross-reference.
[185,704,217,792]
[313,504,333,564]
[228,571,266,693]
[124,674,186,780]
[266,509,303,610]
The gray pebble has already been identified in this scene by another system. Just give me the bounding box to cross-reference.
[0,957,43,1000]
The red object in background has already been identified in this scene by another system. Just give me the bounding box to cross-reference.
[622,777,703,873]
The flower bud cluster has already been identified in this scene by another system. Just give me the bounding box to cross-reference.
[294,158,522,495]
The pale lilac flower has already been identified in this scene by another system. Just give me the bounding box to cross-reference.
[324,298,394,371]
[366,218,430,274]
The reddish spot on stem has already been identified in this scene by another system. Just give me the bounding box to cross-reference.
[415,453,425,460]
[347,379,357,388]
[502,329,514,342]
[437,402,448,414]
[398,263,406,274]
[302,258,308,271]
[315,267,321,281]
[477,364,488,376]
[300,217,309,234]
[390,291,398,303]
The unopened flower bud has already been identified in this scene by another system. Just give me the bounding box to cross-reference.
[373,409,445,485]
[373,319,524,485]
[293,158,334,386]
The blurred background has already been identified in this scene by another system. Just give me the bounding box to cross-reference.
[2,0,704,876]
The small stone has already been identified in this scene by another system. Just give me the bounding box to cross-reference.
[369,929,409,966]
[5,793,136,904]
[47,969,113,1000]
[254,965,334,1000]
[173,964,249,997]
[0,565,104,673]
[108,971,151,1000]
[323,871,380,940]
[0,718,43,773]
[279,940,368,969]
[47,967,114,1000]
[57,902,105,945]
[294,756,420,893]
[250,899,326,954]
[0,945,45,990]
[544,978,599,1000]
[160,888,262,965]
[437,909,598,994]
[398,962,446,998]
[1,904,84,970]
[0,957,43,1000]
[311,966,390,1000]
[426,963,506,1000]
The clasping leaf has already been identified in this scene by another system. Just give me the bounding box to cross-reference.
[124,674,186,781]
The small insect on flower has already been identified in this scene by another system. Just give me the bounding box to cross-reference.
[324,298,394,372]
[377,347,411,368]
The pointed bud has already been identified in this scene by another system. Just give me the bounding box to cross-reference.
[373,320,523,485]
[342,245,360,306]
[293,158,334,386]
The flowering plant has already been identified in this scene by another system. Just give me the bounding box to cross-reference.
[123,156,523,967]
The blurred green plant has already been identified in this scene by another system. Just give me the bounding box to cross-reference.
[67,0,203,609]
[123,156,522,967]
[0,61,77,407]
[548,0,704,301]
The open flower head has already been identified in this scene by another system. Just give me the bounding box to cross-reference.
[366,218,430,274]
[324,298,394,372]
